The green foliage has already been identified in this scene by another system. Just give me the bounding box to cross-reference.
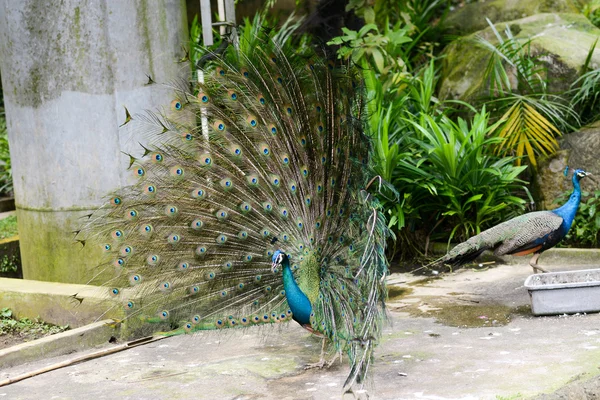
[399,108,527,243]
[0,308,69,338]
[476,20,577,168]
[570,40,600,125]
[583,0,600,28]
[556,190,600,248]
[0,215,18,240]
[0,109,12,196]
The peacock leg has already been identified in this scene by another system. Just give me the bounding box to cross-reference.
[529,253,548,274]
[304,338,340,370]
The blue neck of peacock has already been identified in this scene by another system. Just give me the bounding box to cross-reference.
[552,174,583,231]
[281,261,313,326]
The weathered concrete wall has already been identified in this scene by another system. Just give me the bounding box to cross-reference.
[0,0,189,283]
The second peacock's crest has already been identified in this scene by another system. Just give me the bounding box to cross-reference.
[82,36,390,390]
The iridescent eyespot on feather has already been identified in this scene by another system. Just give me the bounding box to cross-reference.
[240,68,249,78]
[229,145,242,157]
[215,66,226,76]
[140,224,153,235]
[240,317,249,325]
[284,104,292,115]
[129,274,141,285]
[258,143,270,156]
[159,310,169,320]
[168,233,181,244]
[189,286,199,295]
[321,155,327,164]
[212,120,225,131]
[171,100,183,111]
[239,202,252,213]
[315,104,322,113]
[301,166,309,178]
[191,218,203,230]
[196,246,207,256]
[222,262,232,271]
[296,218,304,229]
[124,301,135,310]
[197,92,209,103]
[262,202,273,212]
[241,175,258,188]
[216,319,224,328]
[144,185,156,194]
[110,197,122,206]
[253,315,260,323]
[228,319,236,327]
[264,286,272,293]
[316,183,323,193]
[298,243,305,251]
[280,154,290,166]
[262,314,270,322]
[216,209,228,220]
[316,123,324,134]
[111,230,124,239]
[269,175,280,187]
[147,255,160,265]
[304,196,312,206]
[110,288,120,297]
[200,153,212,166]
[151,153,163,163]
[299,137,307,146]
[268,124,277,135]
[330,178,336,187]
[135,167,145,177]
[309,236,315,244]
[192,315,201,324]
[261,229,270,238]
[165,205,178,217]
[170,165,184,177]
[102,244,111,252]
[120,246,133,256]
[114,258,124,267]
[216,234,227,244]
[288,182,297,193]
[281,233,289,242]
[125,210,138,220]
[246,115,258,127]
[220,178,233,190]
[315,220,321,229]
[192,188,206,199]
[279,208,289,219]
[275,75,283,84]
[243,255,252,262]
[255,275,262,282]
[257,94,266,105]
[220,290,228,297]
[228,90,238,101]
[183,322,193,332]
[238,230,248,240]
[159,282,171,291]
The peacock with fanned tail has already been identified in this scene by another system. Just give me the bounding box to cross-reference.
[81,38,391,391]
[440,168,590,273]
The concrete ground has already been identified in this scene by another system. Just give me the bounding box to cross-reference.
[2,261,600,400]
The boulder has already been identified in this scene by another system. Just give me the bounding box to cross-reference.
[535,121,600,209]
[443,0,582,36]
[439,13,600,103]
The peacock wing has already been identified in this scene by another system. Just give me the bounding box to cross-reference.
[493,211,564,255]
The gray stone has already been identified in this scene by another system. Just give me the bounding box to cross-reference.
[535,121,600,209]
[443,0,582,36]
[439,13,600,103]
[0,1,189,283]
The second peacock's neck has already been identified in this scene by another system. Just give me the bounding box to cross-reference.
[552,176,582,230]
[282,262,313,326]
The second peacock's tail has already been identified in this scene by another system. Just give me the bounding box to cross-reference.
[81,36,390,392]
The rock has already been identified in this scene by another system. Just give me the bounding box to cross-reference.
[534,121,600,209]
[443,0,582,36]
[439,13,600,103]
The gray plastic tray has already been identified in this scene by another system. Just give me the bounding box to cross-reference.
[524,268,600,316]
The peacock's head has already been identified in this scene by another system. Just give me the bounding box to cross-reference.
[271,250,288,273]
[573,168,591,181]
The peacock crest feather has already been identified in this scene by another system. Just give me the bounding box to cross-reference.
[82,36,390,391]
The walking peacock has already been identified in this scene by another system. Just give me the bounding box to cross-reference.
[440,168,590,273]
[81,37,391,392]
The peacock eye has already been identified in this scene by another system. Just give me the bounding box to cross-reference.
[136,168,144,176]
[201,95,209,102]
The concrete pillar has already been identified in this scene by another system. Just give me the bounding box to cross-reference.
[0,1,189,283]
